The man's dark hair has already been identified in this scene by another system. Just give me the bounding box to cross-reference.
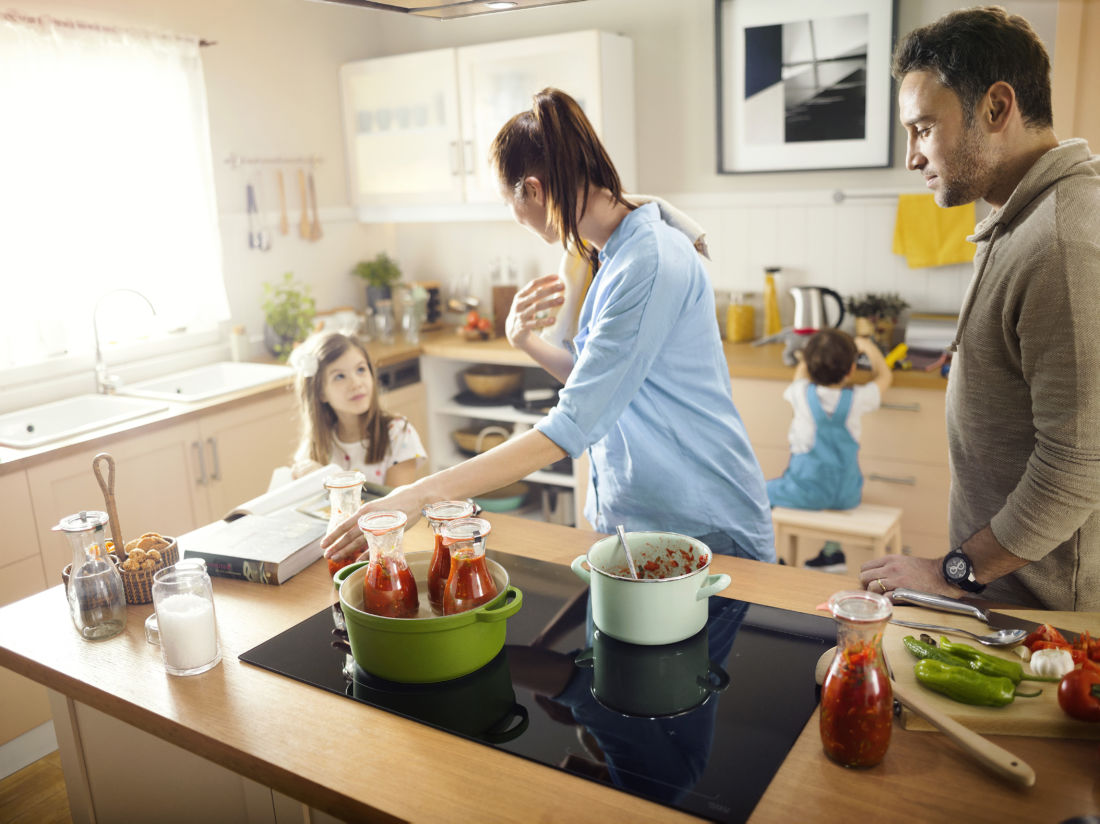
[892,5,1052,128]
[804,329,858,386]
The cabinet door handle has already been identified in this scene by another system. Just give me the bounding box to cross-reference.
[193,440,207,486]
[449,140,461,176]
[867,472,917,486]
[463,140,474,176]
[881,402,921,413]
[207,436,221,481]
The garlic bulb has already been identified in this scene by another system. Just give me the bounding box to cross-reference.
[1028,647,1074,679]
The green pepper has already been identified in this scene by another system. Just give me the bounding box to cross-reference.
[902,636,971,668]
[938,636,1060,684]
[914,659,1017,707]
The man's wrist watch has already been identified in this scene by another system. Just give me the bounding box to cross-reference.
[942,547,986,593]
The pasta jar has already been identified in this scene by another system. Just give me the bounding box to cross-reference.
[441,517,498,615]
[819,590,893,768]
[423,500,475,614]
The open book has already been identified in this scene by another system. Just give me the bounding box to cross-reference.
[178,464,341,585]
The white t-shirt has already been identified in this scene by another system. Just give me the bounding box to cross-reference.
[783,378,882,455]
[295,417,426,484]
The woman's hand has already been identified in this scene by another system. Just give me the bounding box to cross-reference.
[320,483,430,564]
[507,274,566,349]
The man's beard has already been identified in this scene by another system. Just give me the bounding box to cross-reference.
[934,122,991,208]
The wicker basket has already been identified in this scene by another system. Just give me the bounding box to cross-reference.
[118,539,179,604]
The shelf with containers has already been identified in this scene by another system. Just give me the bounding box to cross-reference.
[420,355,587,527]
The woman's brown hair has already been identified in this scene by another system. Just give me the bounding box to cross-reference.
[489,87,633,269]
[295,331,396,466]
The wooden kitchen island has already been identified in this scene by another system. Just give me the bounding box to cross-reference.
[0,514,1096,824]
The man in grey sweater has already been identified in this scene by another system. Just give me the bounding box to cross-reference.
[860,7,1100,611]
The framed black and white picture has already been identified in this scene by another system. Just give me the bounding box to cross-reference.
[716,0,896,173]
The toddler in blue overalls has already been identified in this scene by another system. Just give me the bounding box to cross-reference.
[767,329,892,571]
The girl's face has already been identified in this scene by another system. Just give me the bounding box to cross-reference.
[319,347,374,419]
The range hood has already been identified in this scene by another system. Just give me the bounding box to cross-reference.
[309,0,585,20]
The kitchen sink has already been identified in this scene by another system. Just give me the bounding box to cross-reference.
[116,362,294,403]
[0,395,170,449]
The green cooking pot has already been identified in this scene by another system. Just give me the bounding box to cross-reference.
[336,550,523,683]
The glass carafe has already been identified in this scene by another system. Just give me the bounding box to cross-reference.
[423,500,475,614]
[54,511,127,640]
[441,517,498,615]
[819,590,893,768]
[359,510,418,618]
[326,471,367,630]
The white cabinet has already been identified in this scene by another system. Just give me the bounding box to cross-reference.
[340,30,635,219]
[421,355,588,527]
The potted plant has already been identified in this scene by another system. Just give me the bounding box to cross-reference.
[846,292,909,350]
[262,272,316,361]
[353,252,403,310]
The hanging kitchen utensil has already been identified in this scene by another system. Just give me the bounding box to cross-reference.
[308,171,323,241]
[298,168,310,239]
[92,452,127,564]
[276,170,289,235]
[246,183,270,251]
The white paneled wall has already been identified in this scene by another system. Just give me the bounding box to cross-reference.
[394,188,978,333]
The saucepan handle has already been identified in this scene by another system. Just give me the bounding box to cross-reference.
[698,660,730,694]
[476,586,523,623]
[695,573,731,601]
[570,554,591,584]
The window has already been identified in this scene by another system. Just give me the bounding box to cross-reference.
[0,13,229,371]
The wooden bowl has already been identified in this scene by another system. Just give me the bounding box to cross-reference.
[452,425,511,454]
[462,365,523,399]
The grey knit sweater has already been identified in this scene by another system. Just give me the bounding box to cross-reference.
[948,139,1100,610]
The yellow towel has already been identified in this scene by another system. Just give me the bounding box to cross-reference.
[892,193,976,268]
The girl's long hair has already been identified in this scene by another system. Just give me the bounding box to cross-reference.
[489,87,633,270]
[295,332,395,466]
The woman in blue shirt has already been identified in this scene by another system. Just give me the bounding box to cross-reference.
[323,88,774,564]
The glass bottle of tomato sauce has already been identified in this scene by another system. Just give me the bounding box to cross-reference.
[325,471,367,578]
[358,510,419,619]
[819,590,893,768]
[422,500,475,614]
[440,517,498,615]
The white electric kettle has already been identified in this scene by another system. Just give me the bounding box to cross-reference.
[790,286,845,333]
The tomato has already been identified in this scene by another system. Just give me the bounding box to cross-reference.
[476,316,492,332]
[1058,666,1100,722]
[465,310,480,327]
[1023,623,1068,651]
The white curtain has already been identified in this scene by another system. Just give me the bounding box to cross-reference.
[0,14,230,368]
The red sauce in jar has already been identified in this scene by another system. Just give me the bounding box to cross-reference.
[363,556,419,618]
[327,554,356,578]
[427,533,450,613]
[819,640,892,768]
[442,545,498,615]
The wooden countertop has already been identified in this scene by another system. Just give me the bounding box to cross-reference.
[0,515,1094,823]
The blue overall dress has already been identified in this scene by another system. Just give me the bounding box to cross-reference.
[766,384,862,510]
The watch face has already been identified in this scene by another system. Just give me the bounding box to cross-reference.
[945,555,968,581]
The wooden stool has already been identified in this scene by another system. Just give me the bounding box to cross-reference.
[771,504,903,568]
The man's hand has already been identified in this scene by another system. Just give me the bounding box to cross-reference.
[506,274,566,349]
[859,554,965,598]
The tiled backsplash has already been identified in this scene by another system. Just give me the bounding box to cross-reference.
[393,188,977,334]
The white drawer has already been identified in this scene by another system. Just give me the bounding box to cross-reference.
[861,387,947,465]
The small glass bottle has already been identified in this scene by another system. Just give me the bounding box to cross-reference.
[325,471,366,630]
[54,511,127,641]
[441,517,498,615]
[359,510,418,618]
[819,590,893,768]
[423,500,475,614]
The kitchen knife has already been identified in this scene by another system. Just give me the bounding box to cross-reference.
[890,588,1081,644]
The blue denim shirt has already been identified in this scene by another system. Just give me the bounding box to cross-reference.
[536,203,775,561]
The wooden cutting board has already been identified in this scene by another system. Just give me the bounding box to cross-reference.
[883,606,1099,739]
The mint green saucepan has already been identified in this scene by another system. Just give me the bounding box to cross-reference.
[336,550,522,683]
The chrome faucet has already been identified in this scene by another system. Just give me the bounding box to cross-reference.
[93,289,156,394]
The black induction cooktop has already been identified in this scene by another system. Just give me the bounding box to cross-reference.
[240,552,835,823]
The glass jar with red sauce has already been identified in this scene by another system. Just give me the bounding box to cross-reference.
[358,510,419,619]
[422,500,475,614]
[440,517,498,615]
[819,590,893,768]
[325,471,367,630]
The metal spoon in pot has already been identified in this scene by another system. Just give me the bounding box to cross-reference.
[616,524,638,579]
[889,619,1027,647]
[814,647,1035,786]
